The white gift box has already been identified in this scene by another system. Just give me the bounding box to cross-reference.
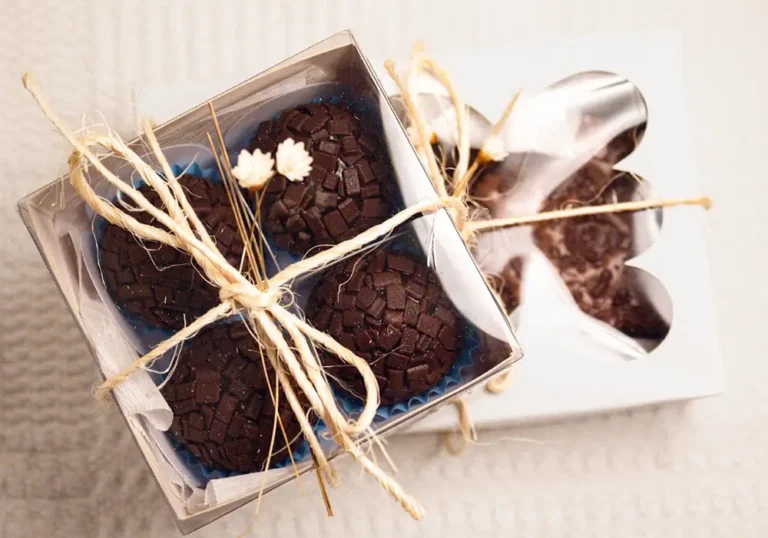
[381,31,724,432]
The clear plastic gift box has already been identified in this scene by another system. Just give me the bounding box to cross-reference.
[17,30,522,533]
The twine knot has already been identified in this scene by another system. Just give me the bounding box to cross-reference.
[219,281,280,311]
[442,196,469,226]
[439,196,474,242]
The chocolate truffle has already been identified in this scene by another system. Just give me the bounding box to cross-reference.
[306,248,463,404]
[532,166,667,338]
[473,160,668,340]
[249,102,395,255]
[100,175,245,331]
[162,321,308,473]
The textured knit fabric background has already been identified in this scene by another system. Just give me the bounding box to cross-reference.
[1,1,765,537]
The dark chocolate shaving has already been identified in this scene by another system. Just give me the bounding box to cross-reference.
[472,157,669,340]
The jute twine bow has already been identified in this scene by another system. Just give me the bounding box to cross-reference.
[385,42,712,451]
[21,73,484,520]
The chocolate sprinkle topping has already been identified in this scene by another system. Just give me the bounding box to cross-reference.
[306,249,463,404]
[100,175,245,331]
[472,158,668,340]
[249,102,396,255]
[162,321,308,473]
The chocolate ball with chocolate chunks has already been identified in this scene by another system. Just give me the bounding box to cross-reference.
[99,175,245,331]
[249,102,395,255]
[306,248,464,405]
[472,158,668,340]
[162,321,308,473]
[531,166,668,339]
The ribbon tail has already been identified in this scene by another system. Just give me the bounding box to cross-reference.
[253,310,339,484]
[285,311,380,435]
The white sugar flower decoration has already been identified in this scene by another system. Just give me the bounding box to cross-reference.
[232,148,275,191]
[481,135,509,162]
[276,139,313,182]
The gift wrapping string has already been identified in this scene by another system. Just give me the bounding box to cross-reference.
[385,42,712,449]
